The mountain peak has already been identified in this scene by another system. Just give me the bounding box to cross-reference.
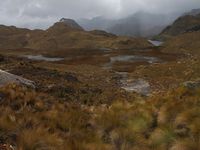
[59,18,83,30]
[47,18,84,34]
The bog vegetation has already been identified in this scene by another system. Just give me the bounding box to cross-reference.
[0,10,200,150]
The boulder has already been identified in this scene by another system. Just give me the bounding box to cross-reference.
[0,70,35,88]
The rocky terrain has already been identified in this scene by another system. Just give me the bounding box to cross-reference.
[0,11,200,150]
[157,9,200,40]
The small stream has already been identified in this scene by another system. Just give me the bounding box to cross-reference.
[101,54,161,95]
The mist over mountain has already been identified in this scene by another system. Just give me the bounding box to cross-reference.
[77,17,116,31]
[77,11,181,37]
[183,8,200,16]
[1,0,200,29]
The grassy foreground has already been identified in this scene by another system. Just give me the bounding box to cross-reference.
[0,82,199,150]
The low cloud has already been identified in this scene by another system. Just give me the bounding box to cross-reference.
[0,0,200,29]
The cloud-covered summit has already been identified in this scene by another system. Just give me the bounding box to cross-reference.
[0,0,200,29]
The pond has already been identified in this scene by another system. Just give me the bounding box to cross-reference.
[110,55,160,64]
[148,40,163,46]
[23,55,64,62]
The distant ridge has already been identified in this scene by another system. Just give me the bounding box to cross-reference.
[0,19,152,50]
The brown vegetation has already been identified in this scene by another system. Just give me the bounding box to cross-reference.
[0,14,200,150]
[0,22,152,51]
[0,80,199,150]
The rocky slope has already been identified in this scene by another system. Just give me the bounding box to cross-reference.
[159,11,200,39]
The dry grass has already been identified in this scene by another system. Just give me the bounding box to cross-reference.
[0,74,199,150]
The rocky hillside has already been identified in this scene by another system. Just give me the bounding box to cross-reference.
[159,10,200,39]
[0,25,32,49]
[0,19,152,50]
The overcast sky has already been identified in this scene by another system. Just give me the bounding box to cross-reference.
[0,0,200,29]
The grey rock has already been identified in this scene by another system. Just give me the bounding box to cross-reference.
[0,69,35,88]
[121,78,151,96]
